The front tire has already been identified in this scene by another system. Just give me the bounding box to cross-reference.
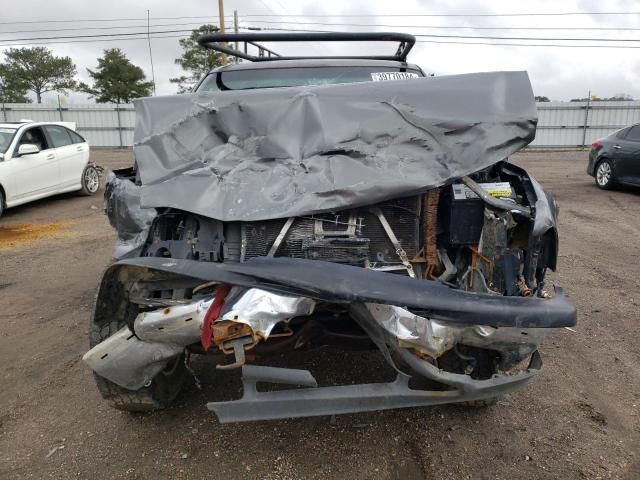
[80,164,100,196]
[90,300,187,412]
[0,189,4,217]
[595,159,615,190]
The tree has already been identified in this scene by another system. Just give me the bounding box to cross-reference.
[170,25,226,93]
[570,94,634,102]
[80,49,153,104]
[0,47,76,103]
[0,69,30,103]
[534,96,550,102]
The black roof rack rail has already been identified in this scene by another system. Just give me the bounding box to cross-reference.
[197,32,416,62]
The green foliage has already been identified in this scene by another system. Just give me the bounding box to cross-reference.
[570,93,634,102]
[0,47,76,103]
[0,68,30,103]
[79,49,153,104]
[170,25,226,93]
[534,96,550,102]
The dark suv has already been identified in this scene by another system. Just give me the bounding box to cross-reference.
[588,123,640,189]
[84,33,576,423]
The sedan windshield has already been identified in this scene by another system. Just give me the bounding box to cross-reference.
[196,66,423,91]
[0,128,17,154]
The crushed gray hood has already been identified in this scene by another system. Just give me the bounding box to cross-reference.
[133,70,537,221]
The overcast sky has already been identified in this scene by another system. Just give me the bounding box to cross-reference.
[1,0,639,103]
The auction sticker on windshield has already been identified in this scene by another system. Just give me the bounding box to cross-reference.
[370,72,419,81]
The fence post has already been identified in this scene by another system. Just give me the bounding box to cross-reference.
[57,95,64,121]
[116,104,124,148]
[581,95,591,149]
[1,102,6,122]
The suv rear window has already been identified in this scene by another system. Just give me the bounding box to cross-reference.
[196,66,423,91]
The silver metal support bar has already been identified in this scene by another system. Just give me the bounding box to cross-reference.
[369,208,416,278]
[267,217,295,257]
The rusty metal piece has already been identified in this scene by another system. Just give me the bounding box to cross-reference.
[216,336,256,370]
[212,320,257,354]
[468,246,493,289]
[422,188,440,266]
[517,277,533,297]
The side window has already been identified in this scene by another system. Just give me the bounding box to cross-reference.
[616,127,631,139]
[18,127,49,151]
[67,129,86,144]
[45,125,73,148]
[624,125,640,142]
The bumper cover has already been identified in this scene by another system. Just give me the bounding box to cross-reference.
[114,256,577,328]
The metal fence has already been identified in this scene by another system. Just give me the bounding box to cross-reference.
[0,103,135,147]
[2,100,640,149]
[532,100,640,148]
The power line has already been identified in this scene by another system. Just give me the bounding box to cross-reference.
[0,10,638,27]
[0,34,189,48]
[0,16,235,26]
[235,26,640,43]
[240,26,640,49]
[240,12,640,17]
[0,21,230,36]
[1,23,638,46]
[241,20,640,32]
[0,29,198,44]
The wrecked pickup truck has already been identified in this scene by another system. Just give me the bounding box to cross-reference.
[83,32,576,423]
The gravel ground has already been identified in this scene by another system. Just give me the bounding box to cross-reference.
[0,149,638,479]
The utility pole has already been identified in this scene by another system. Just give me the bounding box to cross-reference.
[234,10,239,63]
[147,9,157,95]
[218,0,227,64]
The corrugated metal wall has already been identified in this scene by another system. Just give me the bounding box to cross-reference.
[0,103,135,147]
[2,101,640,148]
[530,101,640,148]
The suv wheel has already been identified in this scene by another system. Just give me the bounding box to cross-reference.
[90,301,187,412]
[0,189,4,217]
[595,159,615,190]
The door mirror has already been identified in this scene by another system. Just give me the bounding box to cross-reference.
[17,143,40,156]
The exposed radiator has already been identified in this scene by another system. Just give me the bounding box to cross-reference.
[241,196,421,265]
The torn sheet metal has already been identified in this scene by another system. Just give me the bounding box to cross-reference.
[82,327,184,390]
[133,71,537,221]
[365,303,459,357]
[134,298,212,344]
[221,288,316,338]
[104,171,156,258]
[364,303,548,366]
[84,289,316,388]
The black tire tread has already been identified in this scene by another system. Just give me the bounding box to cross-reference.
[89,297,186,412]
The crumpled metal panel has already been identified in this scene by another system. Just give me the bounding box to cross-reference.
[104,171,156,258]
[221,288,316,338]
[84,289,316,389]
[134,298,212,344]
[132,71,537,221]
[364,303,548,362]
[82,326,184,390]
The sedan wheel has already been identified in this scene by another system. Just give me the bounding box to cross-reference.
[595,159,614,190]
[81,164,100,195]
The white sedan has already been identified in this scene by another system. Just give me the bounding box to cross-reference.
[0,121,100,216]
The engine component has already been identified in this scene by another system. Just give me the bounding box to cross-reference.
[240,196,421,268]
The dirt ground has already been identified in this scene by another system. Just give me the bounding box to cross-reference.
[0,149,638,480]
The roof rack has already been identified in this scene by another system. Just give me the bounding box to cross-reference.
[197,32,416,62]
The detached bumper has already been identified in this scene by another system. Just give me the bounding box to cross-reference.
[115,256,577,328]
[208,353,542,423]
[208,301,544,423]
